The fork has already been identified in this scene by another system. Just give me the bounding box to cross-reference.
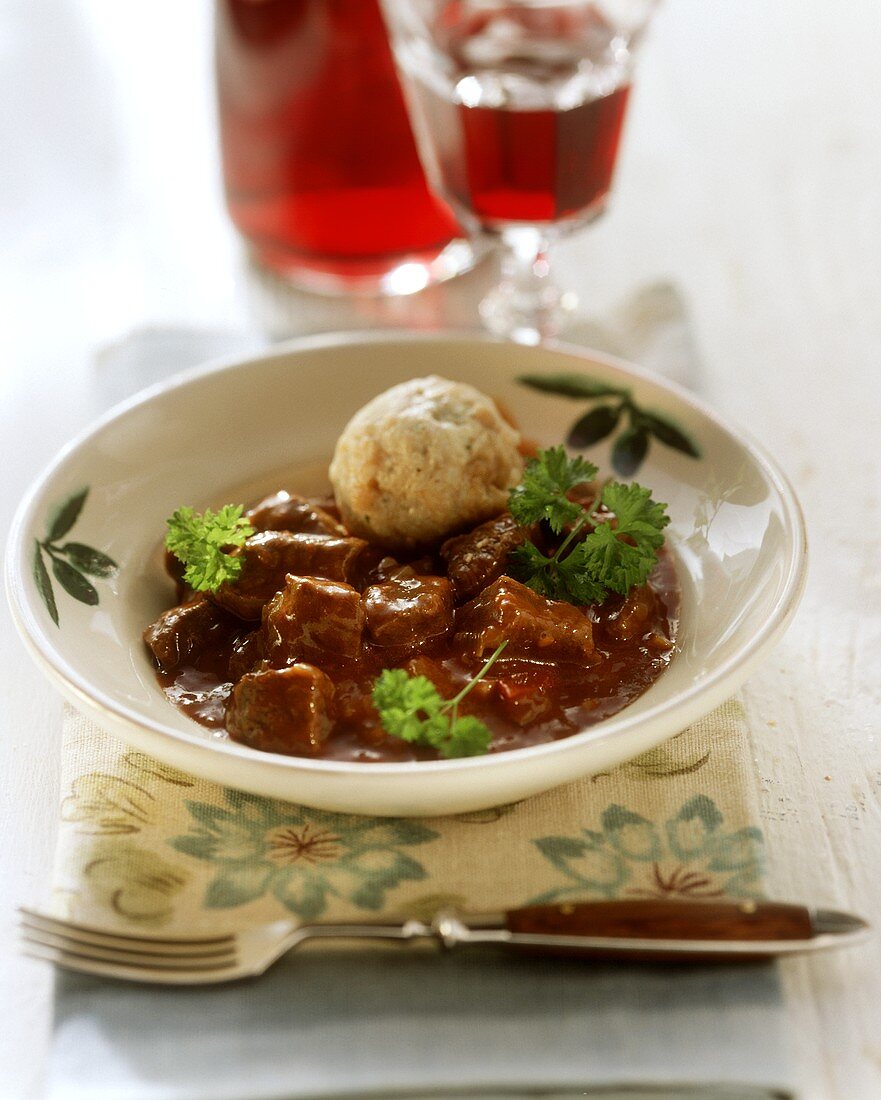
[19,899,870,985]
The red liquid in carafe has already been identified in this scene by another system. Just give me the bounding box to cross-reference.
[216,0,462,282]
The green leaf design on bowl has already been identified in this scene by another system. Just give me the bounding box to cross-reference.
[32,540,58,627]
[34,488,117,626]
[519,373,702,474]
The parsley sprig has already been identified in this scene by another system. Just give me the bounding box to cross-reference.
[372,642,508,758]
[508,447,669,605]
[165,505,254,592]
[508,446,599,533]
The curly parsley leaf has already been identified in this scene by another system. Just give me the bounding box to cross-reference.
[372,643,507,759]
[573,519,653,596]
[508,446,598,533]
[507,449,669,605]
[371,669,444,743]
[601,482,669,553]
[509,541,557,593]
[437,715,493,759]
[165,504,254,592]
[508,542,607,605]
[554,541,611,604]
[573,482,670,596]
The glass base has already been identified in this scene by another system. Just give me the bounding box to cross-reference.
[476,225,578,344]
[245,237,481,299]
[479,282,578,345]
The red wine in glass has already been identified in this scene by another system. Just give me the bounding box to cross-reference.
[436,83,630,226]
[384,0,652,339]
[215,0,471,292]
[403,3,633,228]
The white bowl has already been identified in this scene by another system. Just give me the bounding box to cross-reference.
[6,332,806,816]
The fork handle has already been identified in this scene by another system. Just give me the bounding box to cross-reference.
[501,899,813,961]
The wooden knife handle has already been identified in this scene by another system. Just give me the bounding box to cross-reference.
[506,899,812,940]
[503,899,813,962]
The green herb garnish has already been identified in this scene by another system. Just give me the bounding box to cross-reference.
[507,447,669,605]
[518,373,701,475]
[165,505,254,592]
[508,445,598,533]
[372,642,508,758]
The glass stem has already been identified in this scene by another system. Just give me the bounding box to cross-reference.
[479,226,576,344]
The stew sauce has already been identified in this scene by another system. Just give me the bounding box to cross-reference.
[146,490,678,762]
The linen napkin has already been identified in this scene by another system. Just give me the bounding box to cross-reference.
[46,293,796,1099]
[51,700,763,934]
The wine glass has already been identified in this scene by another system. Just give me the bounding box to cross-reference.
[381,0,656,343]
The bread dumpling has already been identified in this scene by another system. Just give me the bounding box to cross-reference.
[329,376,523,551]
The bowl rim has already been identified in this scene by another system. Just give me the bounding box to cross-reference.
[5,328,808,777]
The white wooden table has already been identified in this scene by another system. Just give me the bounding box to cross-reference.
[2,1,880,1096]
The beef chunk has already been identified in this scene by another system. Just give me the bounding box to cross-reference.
[603,583,657,642]
[264,576,364,665]
[494,667,558,725]
[228,630,264,680]
[332,678,381,729]
[371,555,403,581]
[566,481,603,512]
[351,548,401,590]
[144,597,229,673]
[164,547,186,586]
[454,577,595,664]
[211,531,368,620]
[226,664,335,756]
[402,653,497,707]
[163,548,197,603]
[312,495,343,523]
[441,513,532,602]
[401,655,458,697]
[246,491,345,536]
[363,576,454,649]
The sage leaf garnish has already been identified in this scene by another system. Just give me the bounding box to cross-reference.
[519,374,702,475]
[33,540,59,626]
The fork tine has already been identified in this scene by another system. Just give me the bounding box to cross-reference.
[18,908,234,948]
[21,930,238,973]
[21,926,237,965]
[22,944,236,985]
[20,913,236,959]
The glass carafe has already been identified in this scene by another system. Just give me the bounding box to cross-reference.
[216,0,476,294]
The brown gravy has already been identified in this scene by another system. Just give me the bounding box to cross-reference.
[151,516,678,762]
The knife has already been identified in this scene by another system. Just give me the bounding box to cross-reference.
[20,898,869,985]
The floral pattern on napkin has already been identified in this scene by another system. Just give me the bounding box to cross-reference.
[529,795,763,905]
[171,793,439,919]
[51,697,764,931]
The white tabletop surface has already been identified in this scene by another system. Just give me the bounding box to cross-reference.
[2,1,880,1097]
